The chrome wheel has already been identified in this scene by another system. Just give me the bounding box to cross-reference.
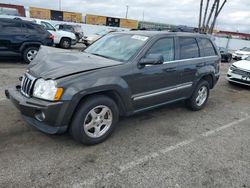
[196,86,208,107]
[27,49,38,62]
[83,105,113,138]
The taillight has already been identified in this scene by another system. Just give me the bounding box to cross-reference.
[48,34,54,40]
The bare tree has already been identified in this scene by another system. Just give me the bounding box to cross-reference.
[198,0,204,32]
[198,0,227,33]
[202,0,210,32]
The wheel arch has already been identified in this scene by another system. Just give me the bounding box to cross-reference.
[64,89,129,130]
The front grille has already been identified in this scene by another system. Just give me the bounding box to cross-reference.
[20,73,36,97]
[232,68,250,77]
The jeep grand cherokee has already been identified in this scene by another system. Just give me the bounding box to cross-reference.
[6,31,220,145]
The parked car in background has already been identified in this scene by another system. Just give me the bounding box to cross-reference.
[6,31,220,145]
[35,20,77,49]
[218,47,232,62]
[56,24,84,43]
[83,29,117,46]
[232,47,250,60]
[227,56,250,86]
[0,18,53,63]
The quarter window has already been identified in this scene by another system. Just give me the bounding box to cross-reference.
[146,38,174,62]
[200,38,217,56]
[179,38,199,59]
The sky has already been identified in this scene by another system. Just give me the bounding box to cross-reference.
[2,0,250,33]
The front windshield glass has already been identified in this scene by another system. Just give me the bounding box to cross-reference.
[85,34,149,61]
[241,47,250,52]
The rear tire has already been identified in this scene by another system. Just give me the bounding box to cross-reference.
[22,46,39,64]
[60,38,71,49]
[186,80,210,111]
[70,95,119,145]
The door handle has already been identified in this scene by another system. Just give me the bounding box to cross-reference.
[165,67,177,72]
[196,63,205,68]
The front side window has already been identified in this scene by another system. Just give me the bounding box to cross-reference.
[179,37,199,59]
[200,38,216,56]
[145,38,174,62]
[2,21,21,33]
[85,34,149,62]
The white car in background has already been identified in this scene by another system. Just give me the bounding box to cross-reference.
[232,47,250,60]
[227,56,250,86]
[83,29,118,46]
[35,20,77,49]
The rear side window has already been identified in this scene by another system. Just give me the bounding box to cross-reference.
[1,21,21,33]
[146,38,175,62]
[179,38,199,59]
[200,38,217,56]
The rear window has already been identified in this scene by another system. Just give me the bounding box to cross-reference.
[179,37,199,59]
[200,38,217,56]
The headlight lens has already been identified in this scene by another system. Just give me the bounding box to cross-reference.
[33,79,63,101]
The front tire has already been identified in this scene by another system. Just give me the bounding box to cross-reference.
[70,95,119,145]
[186,80,210,111]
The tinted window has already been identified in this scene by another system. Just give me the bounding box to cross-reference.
[146,38,174,62]
[200,38,216,56]
[179,38,199,59]
[2,21,21,33]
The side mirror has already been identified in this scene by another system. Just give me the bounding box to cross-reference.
[139,54,164,67]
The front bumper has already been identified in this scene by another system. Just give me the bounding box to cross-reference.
[227,71,250,86]
[5,87,70,134]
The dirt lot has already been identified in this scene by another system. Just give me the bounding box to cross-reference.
[0,55,250,187]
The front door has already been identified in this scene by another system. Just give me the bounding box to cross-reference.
[128,37,181,110]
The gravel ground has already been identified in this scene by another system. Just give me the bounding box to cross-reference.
[0,54,250,187]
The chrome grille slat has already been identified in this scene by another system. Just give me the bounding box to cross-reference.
[20,73,36,97]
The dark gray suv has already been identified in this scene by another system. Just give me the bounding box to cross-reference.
[6,31,220,145]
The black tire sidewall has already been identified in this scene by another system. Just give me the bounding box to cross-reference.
[70,95,119,145]
[187,80,210,111]
[22,46,39,64]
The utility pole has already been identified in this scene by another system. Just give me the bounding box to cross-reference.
[125,5,129,19]
[59,0,62,10]
[142,10,144,21]
[198,0,203,32]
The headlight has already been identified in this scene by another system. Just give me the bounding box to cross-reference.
[33,79,63,101]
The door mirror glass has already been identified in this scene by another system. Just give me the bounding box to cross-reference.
[139,53,164,66]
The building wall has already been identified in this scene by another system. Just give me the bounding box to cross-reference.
[0,3,25,17]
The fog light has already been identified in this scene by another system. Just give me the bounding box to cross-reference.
[35,111,45,122]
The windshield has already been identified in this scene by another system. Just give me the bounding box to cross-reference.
[241,47,250,52]
[41,21,55,31]
[85,34,149,61]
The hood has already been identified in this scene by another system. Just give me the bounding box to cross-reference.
[28,46,122,79]
[235,50,250,55]
[233,60,250,71]
[57,30,76,39]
